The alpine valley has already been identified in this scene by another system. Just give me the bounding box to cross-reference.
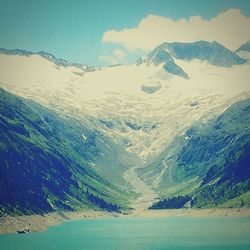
[0,40,250,216]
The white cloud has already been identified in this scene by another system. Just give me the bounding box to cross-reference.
[113,49,126,60]
[98,49,127,65]
[102,9,250,51]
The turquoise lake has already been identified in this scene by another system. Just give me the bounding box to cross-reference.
[1,216,250,250]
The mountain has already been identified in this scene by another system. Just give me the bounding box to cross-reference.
[0,41,250,214]
[2,45,243,164]
[236,42,250,52]
[138,41,246,79]
[0,89,131,215]
[137,47,189,79]
[0,48,96,72]
[235,42,250,62]
[162,41,246,66]
[148,98,250,208]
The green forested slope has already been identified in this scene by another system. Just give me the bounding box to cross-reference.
[150,99,250,208]
[0,89,126,215]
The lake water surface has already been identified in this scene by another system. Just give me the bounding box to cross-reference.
[1,216,250,250]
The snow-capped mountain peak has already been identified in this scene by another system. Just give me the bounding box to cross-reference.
[0,42,249,162]
[138,41,246,80]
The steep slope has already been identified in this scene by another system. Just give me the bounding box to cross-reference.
[147,99,250,208]
[236,42,250,53]
[137,41,246,79]
[0,89,130,215]
[236,42,250,61]
[163,41,246,66]
[137,47,189,79]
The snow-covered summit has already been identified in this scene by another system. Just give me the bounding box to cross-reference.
[137,41,246,79]
[0,42,249,162]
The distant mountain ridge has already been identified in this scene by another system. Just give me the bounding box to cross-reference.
[236,42,250,52]
[162,41,246,66]
[138,41,246,79]
[0,48,96,71]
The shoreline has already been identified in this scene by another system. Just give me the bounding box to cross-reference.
[133,208,250,218]
[1,208,250,234]
[0,210,118,234]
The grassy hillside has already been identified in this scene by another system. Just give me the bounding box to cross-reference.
[148,98,250,208]
[0,89,130,216]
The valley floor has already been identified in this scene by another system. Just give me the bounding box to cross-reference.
[123,165,159,213]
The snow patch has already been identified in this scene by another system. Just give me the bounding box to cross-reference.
[82,133,87,141]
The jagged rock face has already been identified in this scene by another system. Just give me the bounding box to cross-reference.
[236,42,250,52]
[137,41,246,79]
[161,41,246,66]
[236,42,250,61]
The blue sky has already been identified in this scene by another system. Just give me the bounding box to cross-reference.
[0,0,250,66]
